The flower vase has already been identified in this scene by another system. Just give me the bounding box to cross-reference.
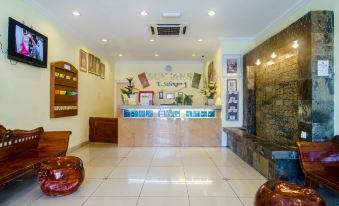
[207,98,214,106]
[128,94,137,105]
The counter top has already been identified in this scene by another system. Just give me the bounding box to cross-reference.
[120,105,221,110]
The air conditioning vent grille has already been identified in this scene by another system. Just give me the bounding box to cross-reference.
[149,24,188,37]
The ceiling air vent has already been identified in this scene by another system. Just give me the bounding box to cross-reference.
[150,24,188,37]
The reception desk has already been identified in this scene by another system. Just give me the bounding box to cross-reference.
[118,105,222,147]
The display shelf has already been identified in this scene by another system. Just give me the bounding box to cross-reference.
[50,61,78,118]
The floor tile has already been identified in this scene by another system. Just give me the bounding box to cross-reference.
[190,197,243,206]
[147,167,185,180]
[30,196,88,206]
[93,179,143,196]
[218,165,266,180]
[70,179,103,196]
[119,157,152,166]
[0,172,42,206]
[151,159,183,167]
[240,197,255,206]
[83,197,138,206]
[83,165,114,178]
[187,180,236,197]
[184,166,223,180]
[141,180,188,196]
[228,180,266,197]
[109,166,149,179]
[137,197,189,206]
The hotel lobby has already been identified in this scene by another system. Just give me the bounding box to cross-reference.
[0,0,338,205]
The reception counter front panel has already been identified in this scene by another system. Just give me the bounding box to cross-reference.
[122,107,216,119]
[118,105,221,147]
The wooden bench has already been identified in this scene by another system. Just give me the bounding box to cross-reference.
[297,136,339,193]
[0,124,71,187]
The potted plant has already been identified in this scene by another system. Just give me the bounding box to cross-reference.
[183,94,193,105]
[121,77,138,105]
[175,96,183,105]
[201,80,216,105]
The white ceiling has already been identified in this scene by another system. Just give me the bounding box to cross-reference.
[27,0,305,61]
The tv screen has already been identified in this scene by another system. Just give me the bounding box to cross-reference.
[8,17,48,68]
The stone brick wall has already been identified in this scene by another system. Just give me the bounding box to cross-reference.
[255,50,299,145]
[243,11,334,145]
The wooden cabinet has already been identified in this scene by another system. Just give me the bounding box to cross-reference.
[50,61,78,118]
[89,117,118,143]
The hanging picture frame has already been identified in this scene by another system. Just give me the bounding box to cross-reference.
[79,49,87,72]
[100,63,105,79]
[223,54,242,77]
[227,79,237,92]
[95,57,101,76]
[226,91,239,121]
[88,53,95,74]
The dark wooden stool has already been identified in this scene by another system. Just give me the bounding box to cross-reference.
[255,180,325,206]
[38,156,85,196]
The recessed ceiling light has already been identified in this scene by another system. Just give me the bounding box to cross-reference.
[155,54,159,57]
[118,54,123,57]
[197,39,203,42]
[141,10,148,16]
[192,54,196,57]
[149,39,155,42]
[208,11,216,16]
[72,11,81,16]
[101,39,108,42]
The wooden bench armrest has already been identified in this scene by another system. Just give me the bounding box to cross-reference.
[37,131,71,154]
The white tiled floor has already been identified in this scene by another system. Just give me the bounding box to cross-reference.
[0,143,268,206]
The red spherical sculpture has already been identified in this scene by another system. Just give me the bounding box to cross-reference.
[38,156,85,196]
[255,180,325,206]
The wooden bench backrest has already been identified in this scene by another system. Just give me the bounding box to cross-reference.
[0,126,44,162]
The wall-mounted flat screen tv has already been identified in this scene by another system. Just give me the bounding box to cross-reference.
[8,17,48,68]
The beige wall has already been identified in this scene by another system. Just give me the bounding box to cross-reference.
[255,0,339,134]
[207,39,255,128]
[114,61,205,115]
[0,0,115,148]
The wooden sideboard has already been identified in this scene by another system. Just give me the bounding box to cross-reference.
[89,117,118,143]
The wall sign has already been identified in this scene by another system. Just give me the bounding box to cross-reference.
[226,91,239,121]
[138,72,150,88]
[317,60,329,76]
[191,73,202,89]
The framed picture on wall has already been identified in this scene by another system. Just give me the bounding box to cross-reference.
[138,72,150,88]
[95,57,101,76]
[100,63,105,79]
[166,92,175,99]
[226,91,239,121]
[159,92,164,99]
[88,53,95,74]
[227,79,237,92]
[223,54,242,77]
[79,49,87,72]
[208,61,215,82]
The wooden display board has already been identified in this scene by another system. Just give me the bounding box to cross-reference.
[50,61,78,118]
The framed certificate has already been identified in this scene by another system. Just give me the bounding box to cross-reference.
[138,91,154,106]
